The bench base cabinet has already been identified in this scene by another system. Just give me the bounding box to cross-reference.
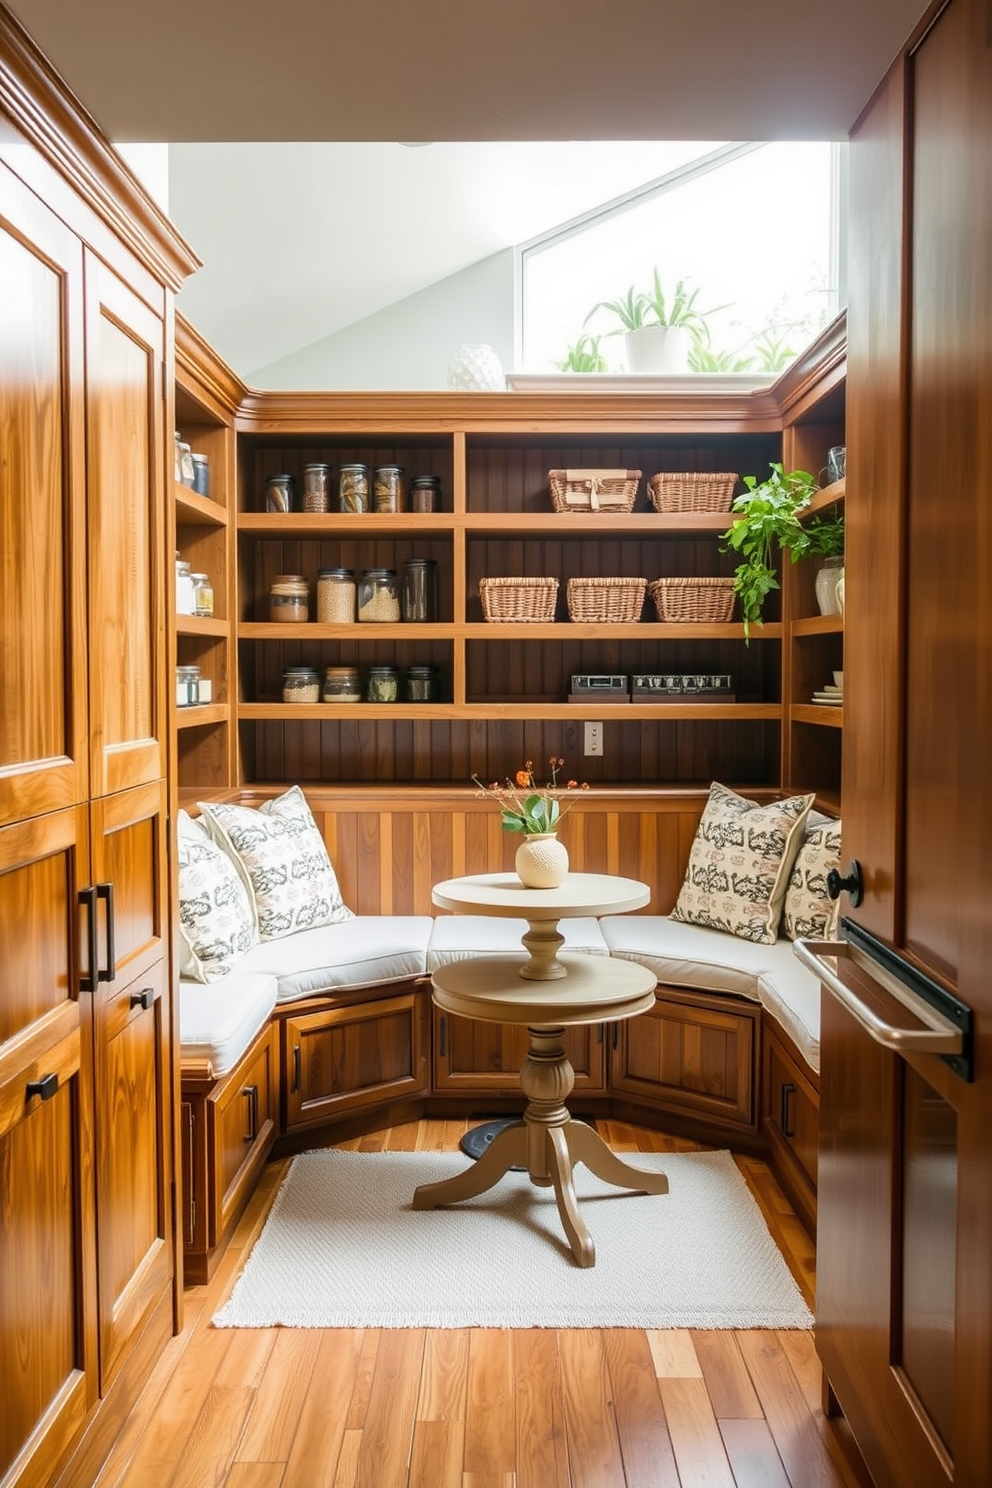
[761,1026,819,1234]
[433,1010,607,1095]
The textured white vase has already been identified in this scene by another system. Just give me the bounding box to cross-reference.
[623,325,691,375]
[447,343,505,391]
[515,833,569,889]
[815,558,844,616]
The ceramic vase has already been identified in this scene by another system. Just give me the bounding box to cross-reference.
[622,325,691,375]
[815,557,844,616]
[515,832,569,889]
[834,569,845,615]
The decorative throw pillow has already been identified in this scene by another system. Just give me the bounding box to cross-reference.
[671,782,815,945]
[197,785,353,942]
[176,810,256,983]
[782,817,842,941]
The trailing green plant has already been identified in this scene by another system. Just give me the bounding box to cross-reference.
[583,285,651,332]
[554,334,608,373]
[721,464,845,639]
[584,269,729,338]
[749,330,799,372]
[688,324,756,373]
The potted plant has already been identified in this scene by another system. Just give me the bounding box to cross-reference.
[554,334,608,373]
[721,464,845,639]
[585,270,728,374]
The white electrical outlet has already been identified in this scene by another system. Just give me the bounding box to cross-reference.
[584,721,604,756]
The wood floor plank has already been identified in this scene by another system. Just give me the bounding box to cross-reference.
[165,1384,254,1488]
[332,1428,363,1488]
[110,1324,233,1485]
[657,1377,736,1488]
[385,1120,421,1150]
[225,1463,287,1488]
[354,1329,425,1488]
[214,1328,278,1391]
[735,1330,845,1488]
[558,1329,626,1488]
[464,1330,516,1477]
[647,1330,702,1379]
[282,1330,365,1488]
[461,1474,515,1488]
[236,1329,321,1463]
[775,1329,823,1417]
[512,1330,569,1488]
[417,1329,470,1422]
[719,1417,791,1488]
[603,1328,681,1487]
[408,1419,465,1488]
[345,1329,382,1429]
[417,1118,466,1150]
[691,1332,763,1419]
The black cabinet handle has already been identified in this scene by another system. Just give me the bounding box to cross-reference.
[79,886,98,992]
[130,986,156,1011]
[96,881,116,981]
[26,1072,59,1102]
[826,860,864,908]
[780,1082,797,1138]
[612,1022,619,1051]
[439,1015,446,1058]
[293,1044,302,1092]
[243,1084,259,1142]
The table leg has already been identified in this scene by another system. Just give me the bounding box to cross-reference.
[412,1120,528,1210]
[564,1120,670,1197]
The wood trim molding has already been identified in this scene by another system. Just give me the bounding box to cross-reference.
[176,313,248,419]
[771,309,848,419]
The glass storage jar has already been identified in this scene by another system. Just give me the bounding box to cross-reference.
[175,555,195,615]
[402,558,438,622]
[323,665,362,702]
[282,667,321,703]
[338,464,370,513]
[365,665,399,703]
[405,664,439,702]
[269,574,309,622]
[317,567,356,623]
[178,441,195,488]
[410,475,441,512]
[173,431,184,483]
[175,664,200,707]
[302,462,332,513]
[190,572,214,617]
[373,464,405,513]
[357,568,400,622]
[264,473,295,512]
[190,453,210,497]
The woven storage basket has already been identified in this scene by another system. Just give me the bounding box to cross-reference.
[566,577,647,623]
[479,577,559,622]
[650,577,736,623]
[647,471,738,513]
[549,468,641,513]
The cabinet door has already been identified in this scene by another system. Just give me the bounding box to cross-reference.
[0,807,97,1488]
[84,252,167,799]
[88,781,172,1392]
[209,1024,277,1243]
[0,163,89,829]
[433,1010,606,1094]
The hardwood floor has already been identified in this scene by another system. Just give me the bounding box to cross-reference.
[90,1121,874,1488]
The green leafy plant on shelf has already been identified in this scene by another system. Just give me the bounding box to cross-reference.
[721,464,845,640]
[554,334,608,373]
[584,269,727,336]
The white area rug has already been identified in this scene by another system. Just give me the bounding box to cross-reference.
[213,1147,812,1330]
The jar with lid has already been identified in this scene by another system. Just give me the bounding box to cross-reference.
[282,667,321,703]
[317,568,356,623]
[410,475,441,513]
[338,464,370,513]
[405,664,439,702]
[323,665,362,702]
[190,572,214,617]
[173,432,184,483]
[373,464,405,513]
[175,555,195,615]
[190,453,210,497]
[402,558,438,622]
[178,441,195,488]
[269,574,309,623]
[365,665,399,703]
[357,568,400,622]
[264,473,295,513]
[302,462,332,513]
[175,664,200,707]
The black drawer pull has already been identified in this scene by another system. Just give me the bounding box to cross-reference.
[130,986,156,1011]
[243,1084,259,1142]
[96,881,116,981]
[612,1022,619,1051]
[27,1072,59,1102]
[79,886,98,992]
[780,1081,797,1138]
[293,1044,302,1092]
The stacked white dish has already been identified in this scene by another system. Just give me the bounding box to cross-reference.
[812,670,844,707]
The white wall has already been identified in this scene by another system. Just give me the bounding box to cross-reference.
[248,250,514,391]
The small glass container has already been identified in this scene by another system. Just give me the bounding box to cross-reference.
[338,463,370,513]
[269,574,309,623]
[176,664,200,707]
[405,664,439,702]
[317,567,356,623]
[175,555,195,615]
[173,432,184,483]
[178,441,195,488]
[357,568,400,622]
[410,475,441,513]
[302,462,332,513]
[365,665,399,703]
[402,558,438,622]
[190,572,214,617]
[373,464,405,513]
[282,667,321,704]
[264,473,295,513]
[190,453,210,497]
[323,665,362,702]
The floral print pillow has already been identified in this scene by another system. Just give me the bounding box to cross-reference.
[177,810,256,982]
[782,818,842,941]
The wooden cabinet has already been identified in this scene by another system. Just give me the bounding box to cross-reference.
[760,1026,819,1234]
[433,1008,606,1095]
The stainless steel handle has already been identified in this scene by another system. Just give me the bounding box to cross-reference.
[794,939,965,1056]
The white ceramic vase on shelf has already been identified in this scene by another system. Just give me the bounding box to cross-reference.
[515,833,569,889]
[622,325,691,374]
[815,557,845,616]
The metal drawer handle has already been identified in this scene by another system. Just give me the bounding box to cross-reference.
[794,939,965,1056]
[26,1072,59,1102]
[130,986,156,1011]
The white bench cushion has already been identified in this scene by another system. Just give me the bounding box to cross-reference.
[180,971,278,1076]
[756,964,822,1073]
[427,914,609,969]
[235,916,434,1003]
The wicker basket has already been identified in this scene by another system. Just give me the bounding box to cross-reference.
[649,577,736,623]
[479,577,559,622]
[549,468,641,513]
[566,577,647,623]
[647,472,738,514]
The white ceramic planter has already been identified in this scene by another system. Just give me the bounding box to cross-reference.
[623,325,691,375]
[515,833,569,889]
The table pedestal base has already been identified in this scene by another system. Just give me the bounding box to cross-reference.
[412,1024,668,1267]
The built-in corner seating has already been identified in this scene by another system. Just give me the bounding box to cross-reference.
[178,788,833,1282]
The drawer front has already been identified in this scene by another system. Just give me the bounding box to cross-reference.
[210,1024,277,1238]
[433,1010,606,1094]
[762,1031,819,1187]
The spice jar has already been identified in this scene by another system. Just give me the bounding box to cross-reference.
[190,573,214,617]
[175,664,200,707]
[269,574,309,623]
[173,432,184,484]
[175,555,195,615]
[365,665,399,703]
[282,667,321,703]
[405,665,439,702]
[323,665,362,702]
[190,453,210,497]
[402,558,438,622]
[358,568,400,622]
[317,568,356,623]
[338,464,370,514]
[373,464,405,513]
[410,475,441,512]
[178,441,195,489]
[302,462,332,513]
[264,473,295,513]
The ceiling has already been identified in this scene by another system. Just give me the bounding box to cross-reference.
[8,0,927,380]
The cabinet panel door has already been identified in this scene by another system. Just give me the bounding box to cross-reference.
[433,1010,605,1094]
[611,991,757,1130]
[0,163,88,829]
[84,253,166,799]
[210,1024,277,1240]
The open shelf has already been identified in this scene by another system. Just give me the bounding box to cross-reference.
[175,485,228,527]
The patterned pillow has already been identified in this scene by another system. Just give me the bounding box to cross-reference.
[782,817,842,941]
[671,783,815,945]
[197,786,353,942]
[176,810,256,983]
